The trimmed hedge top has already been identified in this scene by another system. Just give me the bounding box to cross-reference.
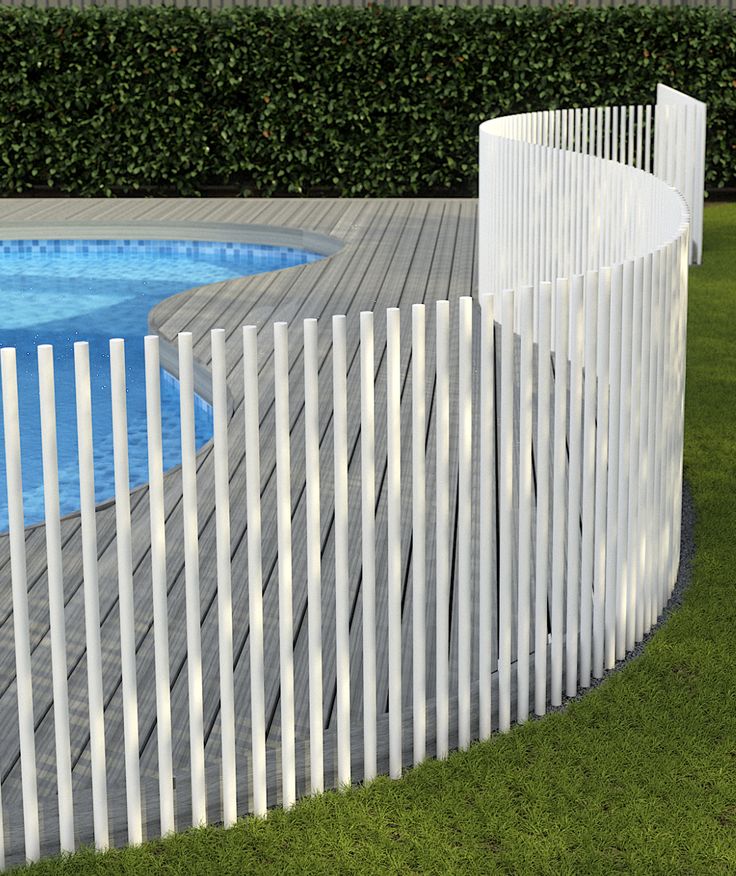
[0,5,733,197]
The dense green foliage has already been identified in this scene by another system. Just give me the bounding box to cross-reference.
[19,202,736,873]
[0,5,733,197]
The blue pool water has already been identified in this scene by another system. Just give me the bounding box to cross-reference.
[0,239,322,531]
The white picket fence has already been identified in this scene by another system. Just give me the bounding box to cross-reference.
[0,83,703,866]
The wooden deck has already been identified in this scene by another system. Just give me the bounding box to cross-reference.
[0,197,527,861]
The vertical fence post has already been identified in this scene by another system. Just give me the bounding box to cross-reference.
[412,304,427,764]
[243,326,267,817]
[579,272,598,689]
[616,263,634,661]
[109,338,142,845]
[178,332,206,827]
[74,342,109,850]
[435,300,450,759]
[144,335,175,837]
[551,279,569,707]
[360,312,377,781]
[637,253,653,640]
[646,252,661,632]
[653,248,667,619]
[593,270,611,679]
[535,283,552,716]
[211,328,236,828]
[517,289,533,723]
[304,318,324,795]
[604,268,623,670]
[37,344,75,854]
[457,297,473,749]
[565,277,584,698]
[627,260,644,651]
[1,347,40,863]
[273,322,296,808]
[387,308,402,778]
[333,315,351,789]
[498,289,514,732]
[479,293,495,739]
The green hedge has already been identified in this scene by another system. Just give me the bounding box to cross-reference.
[0,5,733,197]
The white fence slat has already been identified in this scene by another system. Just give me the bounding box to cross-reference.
[412,304,427,764]
[604,267,623,670]
[579,273,598,689]
[498,288,514,732]
[37,344,74,854]
[332,315,351,788]
[534,283,552,716]
[144,335,175,837]
[653,248,667,618]
[457,297,472,749]
[387,307,402,778]
[359,312,377,781]
[178,332,206,827]
[593,270,611,679]
[73,341,109,850]
[1,347,40,863]
[109,338,142,845]
[435,300,450,759]
[565,277,584,698]
[273,321,296,808]
[304,318,324,795]
[616,263,634,661]
[517,289,533,723]
[638,253,653,638]
[627,260,644,650]
[646,252,660,632]
[211,328,237,828]
[550,279,569,707]
[479,293,495,739]
[243,326,267,817]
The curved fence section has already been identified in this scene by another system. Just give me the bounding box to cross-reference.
[0,84,704,867]
[477,86,696,728]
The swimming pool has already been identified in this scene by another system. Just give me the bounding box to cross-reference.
[0,238,322,531]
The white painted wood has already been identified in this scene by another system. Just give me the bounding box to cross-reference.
[517,289,533,723]
[457,297,472,748]
[144,335,175,837]
[178,332,206,827]
[479,293,495,739]
[37,345,74,854]
[304,318,324,795]
[243,326,267,818]
[565,277,584,698]
[435,300,450,758]
[73,341,109,851]
[1,347,40,863]
[498,289,514,732]
[274,322,296,808]
[387,308,402,778]
[412,304,427,764]
[360,312,377,781]
[535,283,552,716]
[109,338,142,845]
[211,328,236,827]
[333,315,351,788]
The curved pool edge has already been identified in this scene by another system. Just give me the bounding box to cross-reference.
[0,220,344,259]
[0,219,344,533]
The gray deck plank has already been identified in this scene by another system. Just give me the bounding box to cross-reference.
[0,197,483,861]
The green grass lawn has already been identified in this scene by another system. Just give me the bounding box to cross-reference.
[23,203,736,875]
